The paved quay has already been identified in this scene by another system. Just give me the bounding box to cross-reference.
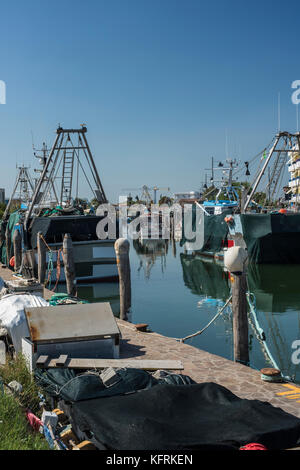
[117,319,300,420]
[1,265,300,423]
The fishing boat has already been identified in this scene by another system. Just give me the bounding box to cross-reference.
[182,132,300,264]
[235,131,300,263]
[0,126,118,282]
[181,159,243,261]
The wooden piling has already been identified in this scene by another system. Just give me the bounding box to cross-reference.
[13,229,22,272]
[63,233,76,296]
[114,238,131,321]
[5,225,11,267]
[37,232,47,283]
[22,249,37,279]
[231,271,249,365]
[28,250,37,279]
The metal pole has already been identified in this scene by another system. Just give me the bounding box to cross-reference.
[2,168,22,221]
[25,132,61,229]
[243,134,281,212]
[81,132,107,203]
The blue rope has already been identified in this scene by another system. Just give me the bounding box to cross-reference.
[247,292,293,382]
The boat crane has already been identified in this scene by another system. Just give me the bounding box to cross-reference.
[24,125,107,229]
[3,165,35,221]
[122,185,170,204]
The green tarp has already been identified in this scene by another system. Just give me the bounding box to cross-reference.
[0,211,22,265]
[240,213,300,264]
[180,205,230,253]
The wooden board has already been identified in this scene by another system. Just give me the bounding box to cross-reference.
[36,357,184,371]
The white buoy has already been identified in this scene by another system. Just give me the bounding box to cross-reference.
[224,246,248,273]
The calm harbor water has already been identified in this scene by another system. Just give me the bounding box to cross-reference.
[76,239,300,384]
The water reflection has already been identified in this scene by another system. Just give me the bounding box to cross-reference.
[55,238,300,383]
[180,255,300,382]
[180,253,230,302]
[55,282,120,316]
[133,239,170,280]
[247,264,300,381]
[248,264,300,313]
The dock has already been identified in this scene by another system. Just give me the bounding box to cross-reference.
[117,318,300,420]
[1,264,300,433]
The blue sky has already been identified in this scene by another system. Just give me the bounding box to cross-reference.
[0,0,299,202]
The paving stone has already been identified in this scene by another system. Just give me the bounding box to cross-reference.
[117,318,300,419]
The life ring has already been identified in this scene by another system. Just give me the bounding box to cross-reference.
[9,256,15,267]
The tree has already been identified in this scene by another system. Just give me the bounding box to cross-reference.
[158,196,174,206]
[90,198,100,209]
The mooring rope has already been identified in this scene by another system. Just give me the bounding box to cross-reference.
[246,291,295,382]
[175,295,232,343]
[172,284,295,382]
[39,234,63,292]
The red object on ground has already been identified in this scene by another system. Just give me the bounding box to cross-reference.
[26,409,43,432]
[240,443,268,450]
[9,256,15,267]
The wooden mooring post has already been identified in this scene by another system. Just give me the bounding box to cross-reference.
[37,232,46,283]
[114,238,131,321]
[231,271,249,365]
[224,246,249,365]
[63,233,76,297]
[13,229,22,272]
[5,225,11,267]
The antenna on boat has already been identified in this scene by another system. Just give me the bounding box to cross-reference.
[225,130,229,158]
[278,92,281,131]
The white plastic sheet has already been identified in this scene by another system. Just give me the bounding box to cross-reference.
[0,294,49,353]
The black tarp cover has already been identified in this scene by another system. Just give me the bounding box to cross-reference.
[61,382,300,450]
[29,216,104,248]
[241,213,300,264]
[34,367,195,402]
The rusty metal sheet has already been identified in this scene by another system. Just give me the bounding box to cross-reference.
[25,302,120,343]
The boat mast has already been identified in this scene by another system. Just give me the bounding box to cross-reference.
[3,165,34,222]
[24,125,107,229]
[243,134,281,212]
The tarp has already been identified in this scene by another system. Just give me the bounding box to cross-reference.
[180,205,230,253]
[60,382,300,450]
[0,294,48,352]
[0,211,22,264]
[35,367,195,402]
[28,215,105,249]
[241,213,300,264]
